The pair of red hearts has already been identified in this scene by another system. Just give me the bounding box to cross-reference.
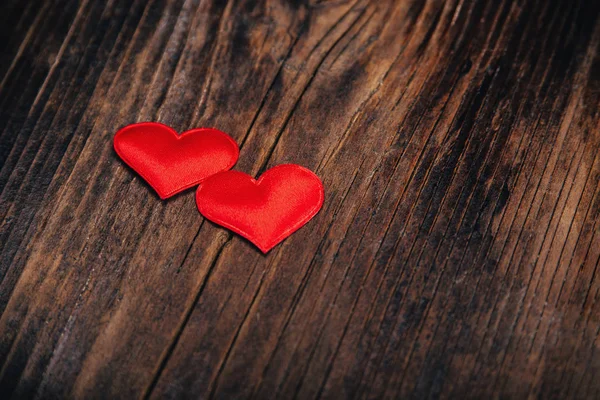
[113,122,324,253]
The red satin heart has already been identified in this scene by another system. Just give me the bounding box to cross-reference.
[114,122,239,199]
[196,164,324,253]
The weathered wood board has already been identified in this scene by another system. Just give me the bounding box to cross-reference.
[1,0,599,398]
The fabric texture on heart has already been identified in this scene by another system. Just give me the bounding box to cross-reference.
[114,122,239,199]
[195,164,324,253]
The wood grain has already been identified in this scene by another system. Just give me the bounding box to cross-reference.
[1,0,599,398]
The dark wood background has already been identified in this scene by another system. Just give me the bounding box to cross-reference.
[1,0,599,398]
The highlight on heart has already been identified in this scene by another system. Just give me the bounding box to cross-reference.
[114,122,324,253]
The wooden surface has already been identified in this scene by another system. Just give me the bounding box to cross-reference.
[1,0,600,398]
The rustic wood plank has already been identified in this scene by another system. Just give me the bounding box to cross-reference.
[0,0,599,398]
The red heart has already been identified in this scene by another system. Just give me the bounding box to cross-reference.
[114,122,239,199]
[195,164,324,253]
